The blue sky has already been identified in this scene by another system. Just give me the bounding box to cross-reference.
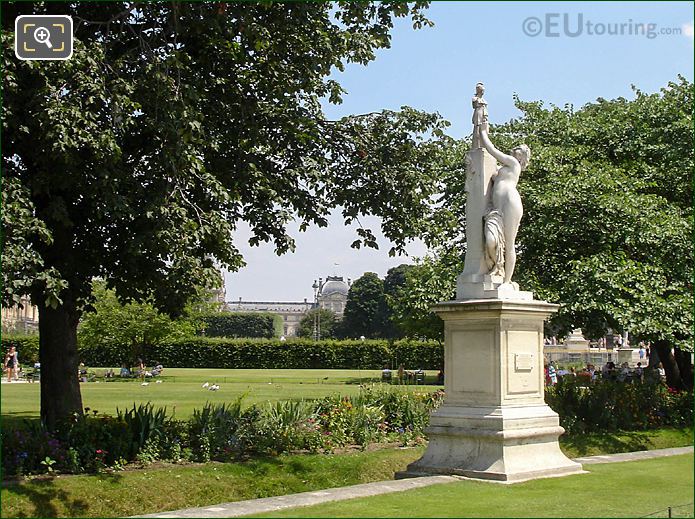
[225,1,694,302]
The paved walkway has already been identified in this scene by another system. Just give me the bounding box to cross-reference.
[573,445,693,465]
[136,476,458,518]
[135,446,694,518]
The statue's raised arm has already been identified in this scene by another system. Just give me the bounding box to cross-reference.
[479,127,518,169]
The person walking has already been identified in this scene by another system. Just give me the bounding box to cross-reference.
[4,346,18,383]
[548,362,558,385]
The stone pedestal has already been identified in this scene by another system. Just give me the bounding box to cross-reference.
[617,347,636,366]
[397,299,583,483]
[564,328,590,352]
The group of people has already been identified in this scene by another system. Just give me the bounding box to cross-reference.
[116,359,164,381]
[544,360,666,386]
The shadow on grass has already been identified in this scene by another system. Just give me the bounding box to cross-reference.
[561,430,657,456]
[4,479,90,518]
[0,414,41,429]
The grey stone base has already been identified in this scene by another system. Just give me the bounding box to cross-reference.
[398,404,584,484]
[396,463,585,484]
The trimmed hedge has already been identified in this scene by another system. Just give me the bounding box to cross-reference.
[78,337,443,370]
[1,335,39,364]
[199,312,282,338]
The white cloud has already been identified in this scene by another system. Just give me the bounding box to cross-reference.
[683,22,694,39]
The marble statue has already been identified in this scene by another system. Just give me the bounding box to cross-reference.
[399,86,580,482]
[479,128,530,286]
[471,82,488,149]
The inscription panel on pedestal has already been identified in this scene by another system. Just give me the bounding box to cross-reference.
[451,329,495,395]
[506,330,540,396]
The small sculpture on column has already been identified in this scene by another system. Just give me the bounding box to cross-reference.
[471,82,488,149]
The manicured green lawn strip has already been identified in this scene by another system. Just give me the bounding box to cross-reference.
[558,427,694,458]
[0,447,425,518]
[257,454,695,518]
[1,368,440,424]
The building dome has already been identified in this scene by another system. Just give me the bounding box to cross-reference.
[321,276,349,296]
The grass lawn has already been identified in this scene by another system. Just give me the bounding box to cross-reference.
[258,454,695,518]
[1,368,441,423]
[559,427,694,458]
[0,446,426,518]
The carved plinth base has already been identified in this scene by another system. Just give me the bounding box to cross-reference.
[396,404,583,483]
[396,299,583,483]
[457,276,534,301]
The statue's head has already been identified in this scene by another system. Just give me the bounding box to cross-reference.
[475,82,485,96]
[512,144,531,170]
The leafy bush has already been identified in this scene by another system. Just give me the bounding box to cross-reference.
[199,312,282,338]
[116,403,169,458]
[545,377,693,434]
[1,387,442,477]
[0,335,39,364]
[188,398,261,461]
[78,337,443,370]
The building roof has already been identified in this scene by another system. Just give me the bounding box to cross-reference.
[321,276,349,296]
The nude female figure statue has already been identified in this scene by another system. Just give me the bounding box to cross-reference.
[478,128,530,286]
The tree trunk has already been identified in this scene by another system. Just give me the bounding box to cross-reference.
[653,340,684,390]
[38,298,84,430]
[674,348,694,391]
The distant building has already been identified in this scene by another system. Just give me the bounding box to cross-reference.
[226,299,313,337]
[226,275,351,337]
[2,296,39,334]
[317,276,350,317]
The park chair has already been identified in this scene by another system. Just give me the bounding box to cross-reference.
[27,366,40,382]
[415,371,425,385]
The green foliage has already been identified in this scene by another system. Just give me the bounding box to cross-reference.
[189,398,258,461]
[2,2,445,425]
[545,377,693,434]
[78,282,198,365]
[500,78,693,348]
[116,403,169,458]
[387,253,464,340]
[0,334,39,364]
[341,273,390,339]
[296,308,338,340]
[199,312,280,339]
[1,386,442,476]
[78,337,442,370]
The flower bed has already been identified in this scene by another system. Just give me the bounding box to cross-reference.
[1,386,444,477]
[545,377,693,434]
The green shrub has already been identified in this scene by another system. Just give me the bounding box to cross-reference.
[199,312,281,338]
[545,377,694,434]
[188,398,257,461]
[0,386,441,476]
[116,403,169,458]
[78,337,443,370]
[1,335,39,364]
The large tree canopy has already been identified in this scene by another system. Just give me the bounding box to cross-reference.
[2,1,450,427]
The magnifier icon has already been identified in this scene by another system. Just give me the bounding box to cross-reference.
[33,26,52,49]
